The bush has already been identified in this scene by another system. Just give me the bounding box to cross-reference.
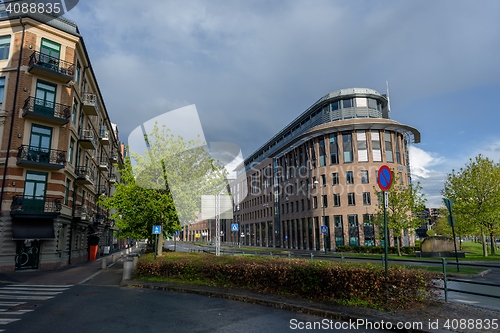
[136,253,439,309]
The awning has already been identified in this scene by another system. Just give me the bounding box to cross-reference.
[12,218,55,240]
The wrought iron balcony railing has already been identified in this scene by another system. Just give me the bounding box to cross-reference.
[109,174,117,183]
[17,145,66,166]
[22,96,71,122]
[79,129,98,149]
[75,167,95,183]
[97,185,109,196]
[28,51,75,77]
[75,205,94,220]
[11,195,62,213]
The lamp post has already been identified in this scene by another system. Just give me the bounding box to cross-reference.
[314,180,327,254]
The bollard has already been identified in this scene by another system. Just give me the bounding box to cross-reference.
[132,256,138,268]
[101,257,107,270]
[112,254,117,263]
[341,254,344,262]
[310,253,314,261]
[122,260,133,281]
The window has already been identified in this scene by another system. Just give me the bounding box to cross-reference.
[332,172,339,185]
[347,193,355,206]
[342,133,353,163]
[30,124,52,156]
[363,214,375,246]
[72,98,78,123]
[331,101,339,111]
[0,76,4,104]
[357,131,368,162]
[69,138,75,164]
[371,131,382,162]
[346,171,354,184]
[65,179,71,205]
[75,61,81,84]
[333,193,340,207]
[313,196,318,209]
[361,170,369,184]
[362,192,371,205]
[322,195,327,208]
[23,171,48,212]
[321,174,326,187]
[367,98,378,109]
[355,97,367,107]
[41,38,61,60]
[342,99,353,108]
[395,136,402,164]
[334,215,344,246]
[385,132,393,162]
[329,134,339,164]
[301,199,304,211]
[35,81,57,115]
[319,137,326,167]
[348,214,359,246]
[0,35,10,60]
[310,140,316,169]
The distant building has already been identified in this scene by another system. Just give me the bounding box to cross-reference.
[0,13,123,270]
[205,88,420,250]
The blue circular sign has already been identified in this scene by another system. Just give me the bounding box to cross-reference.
[377,165,392,191]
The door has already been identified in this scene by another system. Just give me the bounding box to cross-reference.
[34,81,57,116]
[15,240,41,270]
[29,124,52,163]
[23,172,47,212]
[40,38,61,71]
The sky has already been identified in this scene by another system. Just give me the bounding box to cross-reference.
[65,0,500,208]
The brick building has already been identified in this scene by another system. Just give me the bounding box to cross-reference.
[0,13,122,271]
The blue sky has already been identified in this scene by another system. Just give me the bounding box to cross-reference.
[65,0,500,208]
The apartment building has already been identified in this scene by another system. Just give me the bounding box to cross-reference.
[227,88,420,251]
[0,13,122,271]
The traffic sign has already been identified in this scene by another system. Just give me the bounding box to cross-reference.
[152,225,161,234]
[377,165,393,191]
[320,225,328,235]
[231,223,239,232]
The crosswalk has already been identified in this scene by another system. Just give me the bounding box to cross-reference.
[0,284,72,332]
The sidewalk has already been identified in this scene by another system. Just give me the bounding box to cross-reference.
[0,248,131,285]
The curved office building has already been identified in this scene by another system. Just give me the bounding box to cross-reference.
[228,87,420,250]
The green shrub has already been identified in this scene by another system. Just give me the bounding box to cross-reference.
[135,253,438,309]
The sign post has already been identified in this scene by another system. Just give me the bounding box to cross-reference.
[152,225,161,260]
[443,198,460,272]
[377,165,392,277]
[321,225,328,255]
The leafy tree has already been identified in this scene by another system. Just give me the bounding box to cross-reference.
[442,155,500,256]
[375,173,426,256]
[100,123,227,255]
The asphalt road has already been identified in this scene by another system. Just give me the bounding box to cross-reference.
[2,261,394,333]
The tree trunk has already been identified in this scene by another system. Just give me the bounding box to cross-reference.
[490,232,496,256]
[481,229,488,257]
[396,235,402,257]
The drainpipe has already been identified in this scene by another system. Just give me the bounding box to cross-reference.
[0,17,26,215]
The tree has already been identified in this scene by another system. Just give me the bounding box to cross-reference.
[442,155,500,256]
[100,123,227,255]
[374,173,426,256]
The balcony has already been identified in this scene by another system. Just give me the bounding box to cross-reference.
[10,195,62,216]
[99,129,110,145]
[28,51,74,83]
[82,93,99,116]
[98,158,109,172]
[16,145,66,170]
[22,97,71,126]
[97,185,109,196]
[109,152,118,163]
[75,167,95,185]
[109,174,117,184]
[78,129,97,150]
[75,205,94,221]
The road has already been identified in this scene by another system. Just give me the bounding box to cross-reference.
[1,259,394,333]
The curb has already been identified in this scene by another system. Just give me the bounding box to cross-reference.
[122,280,452,333]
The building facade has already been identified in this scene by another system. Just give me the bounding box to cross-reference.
[0,13,122,271]
[228,88,420,250]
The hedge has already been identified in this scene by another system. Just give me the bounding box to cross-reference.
[135,253,439,309]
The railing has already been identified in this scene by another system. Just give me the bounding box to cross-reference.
[100,129,109,140]
[75,205,94,220]
[82,93,100,112]
[99,158,109,168]
[10,195,62,213]
[109,174,117,183]
[17,145,66,165]
[97,185,108,196]
[29,51,75,76]
[22,96,71,120]
[75,167,95,183]
[109,152,118,162]
[79,129,98,146]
